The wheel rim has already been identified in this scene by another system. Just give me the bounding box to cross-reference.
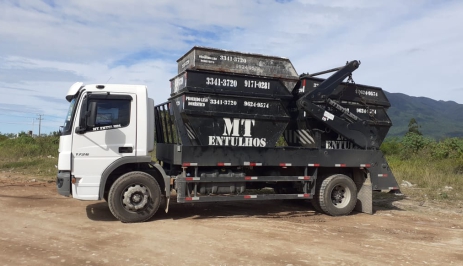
[122,184,150,211]
[330,184,352,209]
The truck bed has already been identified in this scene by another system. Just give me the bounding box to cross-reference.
[156,143,398,191]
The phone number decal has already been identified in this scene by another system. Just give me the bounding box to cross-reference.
[356,89,378,97]
[206,77,238,87]
[244,101,270,108]
[210,99,237,106]
[244,80,270,90]
[220,55,247,63]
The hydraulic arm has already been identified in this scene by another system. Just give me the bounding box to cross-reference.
[296,60,381,149]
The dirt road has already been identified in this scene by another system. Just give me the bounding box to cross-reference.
[0,173,462,266]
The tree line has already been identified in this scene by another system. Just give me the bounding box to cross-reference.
[381,118,463,159]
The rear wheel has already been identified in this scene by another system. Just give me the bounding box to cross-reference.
[108,171,161,223]
[317,174,357,216]
[310,197,324,214]
[311,176,325,214]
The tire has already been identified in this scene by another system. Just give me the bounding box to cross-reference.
[317,174,357,216]
[310,177,325,214]
[310,198,324,214]
[108,171,162,223]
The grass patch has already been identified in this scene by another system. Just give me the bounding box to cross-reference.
[1,133,463,203]
[0,157,57,178]
[383,134,463,203]
[0,134,58,178]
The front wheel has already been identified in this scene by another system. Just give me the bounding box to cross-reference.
[108,171,162,223]
[317,174,357,216]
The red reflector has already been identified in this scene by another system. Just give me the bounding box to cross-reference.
[182,163,190,167]
[244,195,252,199]
[185,197,192,201]
[244,162,262,166]
[302,80,306,87]
[304,194,310,198]
[217,163,224,166]
[185,177,193,181]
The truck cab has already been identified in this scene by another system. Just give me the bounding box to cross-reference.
[56,82,157,201]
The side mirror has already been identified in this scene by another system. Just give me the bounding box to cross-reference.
[75,98,97,134]
[86,101,97,127]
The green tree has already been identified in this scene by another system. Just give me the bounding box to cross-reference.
[49,131,61,137]
[401,132,431,155]
[407,118,422,135]
[0,133,8,142]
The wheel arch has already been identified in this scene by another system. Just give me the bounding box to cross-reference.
[317,167,354,180]
[99,157,170,200]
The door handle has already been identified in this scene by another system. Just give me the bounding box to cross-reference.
[119,147,133,153]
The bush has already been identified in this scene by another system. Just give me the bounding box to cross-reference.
[380,138,401,155]
[381,134,463,202]
[431,138,463,159]
[400,133,433,157]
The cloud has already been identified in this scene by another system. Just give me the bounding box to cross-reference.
[32,95,63,104]
[0,85,36,92]
[0,66,86,84]
[1,0,463,133]
[0,103,42,114]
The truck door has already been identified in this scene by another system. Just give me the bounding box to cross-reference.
[71,92,137,200]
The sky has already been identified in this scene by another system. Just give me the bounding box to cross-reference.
[1,0,463,134]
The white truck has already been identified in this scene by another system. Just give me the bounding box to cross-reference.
[57,47,399,223]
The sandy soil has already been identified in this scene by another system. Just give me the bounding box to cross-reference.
[0,172,462,266]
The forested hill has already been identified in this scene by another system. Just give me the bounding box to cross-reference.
[385,92,463,139]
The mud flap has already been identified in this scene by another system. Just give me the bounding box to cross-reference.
[354,172,373,214]
[164,195,170,213]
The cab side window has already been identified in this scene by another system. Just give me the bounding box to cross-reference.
[84,94,132,131]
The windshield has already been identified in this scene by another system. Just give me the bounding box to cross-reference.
[61,97,77,135]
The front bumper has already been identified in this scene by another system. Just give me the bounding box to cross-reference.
[56,171,71,197]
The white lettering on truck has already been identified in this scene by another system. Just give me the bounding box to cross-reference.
[208,118,266,147]
[326,135,354,150]
[173,75,184,93]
